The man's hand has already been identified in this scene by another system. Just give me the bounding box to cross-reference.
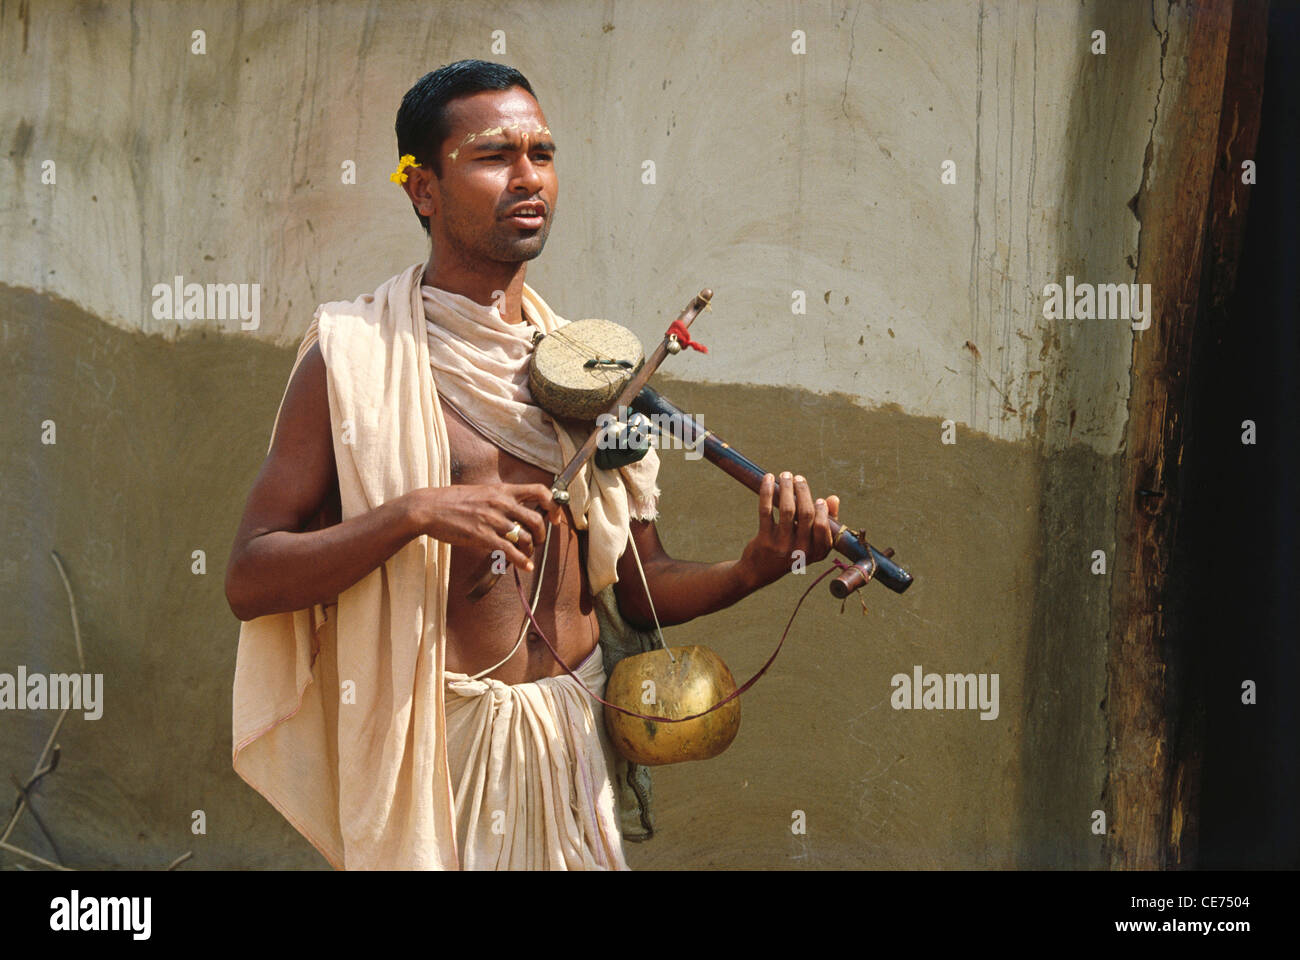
[409,483,564,572]
[611,473,840,630]
[738,472,840,589]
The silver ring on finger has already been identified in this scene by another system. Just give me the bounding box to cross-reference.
[504,522,523,544]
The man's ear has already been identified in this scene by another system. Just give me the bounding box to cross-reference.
[402,165,436,220]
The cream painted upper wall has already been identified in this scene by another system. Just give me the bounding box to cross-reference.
[2,0,1168,452]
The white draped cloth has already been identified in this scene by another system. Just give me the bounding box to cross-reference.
[444,646,627,869]
[232,263,658,869]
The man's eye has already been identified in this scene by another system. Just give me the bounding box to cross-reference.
[480,152,551,163]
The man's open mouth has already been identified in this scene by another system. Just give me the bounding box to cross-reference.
[504,213,545,228]
[504,203,546,228]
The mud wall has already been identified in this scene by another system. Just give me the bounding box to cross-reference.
[1,0,1180,868]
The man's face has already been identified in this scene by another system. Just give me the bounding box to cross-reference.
[429,87,558,264]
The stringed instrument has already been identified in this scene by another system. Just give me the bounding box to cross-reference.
[481,289,915,765]
[468,288,913,601]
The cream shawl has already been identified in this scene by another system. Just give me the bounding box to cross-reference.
[422,281,662,582]
[232,263,657,869]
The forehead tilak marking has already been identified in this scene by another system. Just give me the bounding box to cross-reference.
[446,121,552,162]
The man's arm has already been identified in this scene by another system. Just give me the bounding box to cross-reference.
[613,472,839,629]
[224,342,559,621]
[224,342,425,620]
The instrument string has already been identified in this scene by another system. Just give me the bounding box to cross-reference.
[463,518,553,682]
[626,526,674,662]
[545,327,632,388]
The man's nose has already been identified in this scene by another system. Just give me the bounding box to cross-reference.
[511,156,546,192]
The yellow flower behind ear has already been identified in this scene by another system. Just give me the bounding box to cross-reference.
[390,154,421,184]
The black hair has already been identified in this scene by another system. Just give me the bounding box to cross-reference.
[395,59,539,233]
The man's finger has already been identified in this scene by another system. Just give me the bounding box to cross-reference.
[491,534,534,572]
[827,494,840,521]
[515,483,557,511]
[505,502,546,545]
[504,543,534,571]
[758,473,776,537]
[777,472,796,541]
[813,498,832,558]
[490,510,534,554]
[513,483,563,526]
[793,475,815,533]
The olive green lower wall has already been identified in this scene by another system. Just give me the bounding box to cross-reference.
[1,284,1109,869]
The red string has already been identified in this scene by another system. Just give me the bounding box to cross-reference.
[510,557,854,722]
[665,318,708,353]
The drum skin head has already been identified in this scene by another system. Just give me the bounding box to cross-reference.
[529,318,645,421]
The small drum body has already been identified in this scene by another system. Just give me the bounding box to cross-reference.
[603,646,742,765]
[529,318,645,421]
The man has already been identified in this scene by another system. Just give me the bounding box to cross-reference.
[225,59,840,870]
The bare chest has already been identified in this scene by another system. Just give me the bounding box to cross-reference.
[438,399,599,681]
[442,401,553,486]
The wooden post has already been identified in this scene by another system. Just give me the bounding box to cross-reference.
[1104,0,1268,869]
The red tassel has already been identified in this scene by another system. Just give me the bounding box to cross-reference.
[666,318,708,353]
